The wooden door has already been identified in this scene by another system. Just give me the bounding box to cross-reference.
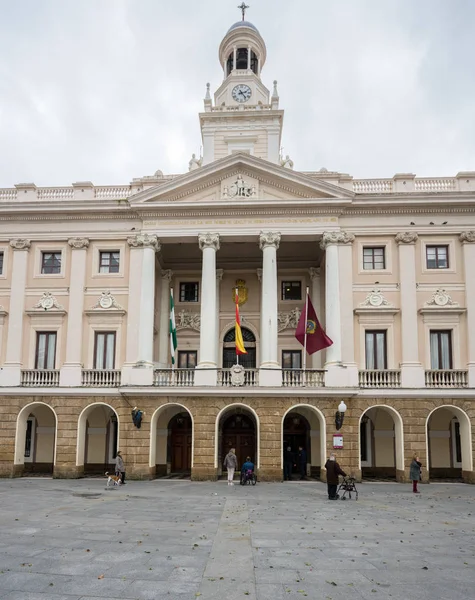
[221,414,256,469]
[170,413,192,473]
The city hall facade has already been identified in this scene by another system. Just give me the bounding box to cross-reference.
[0,17,474,483]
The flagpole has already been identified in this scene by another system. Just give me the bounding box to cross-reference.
[170,288,175,371]
[303,286,310,386]
[235,287,239,366]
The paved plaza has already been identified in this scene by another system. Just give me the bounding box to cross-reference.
[0,477,474,600]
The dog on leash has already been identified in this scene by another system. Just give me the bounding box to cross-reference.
[105,472,122,488]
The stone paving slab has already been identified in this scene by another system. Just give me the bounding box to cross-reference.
[0,478,474,599]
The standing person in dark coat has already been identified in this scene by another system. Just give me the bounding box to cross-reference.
[325,453,346,500]
[298,446,307,480]
[283,446,294,481]
[410,453,422,494]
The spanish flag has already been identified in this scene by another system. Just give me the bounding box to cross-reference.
[235,288,247,355]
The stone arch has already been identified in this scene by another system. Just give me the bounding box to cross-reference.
[219,320,259,368]
[149,403,194,475]
[15,402,58,473]
[358,405,404,479]
[426,405,472,479]
[76,403,119,471]
[281,404,326,478]
[215,403,260,471]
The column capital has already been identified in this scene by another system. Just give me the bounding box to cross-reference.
[161,269,173,282]
[309,267,321,280]
[259,231,281,250]
[198,233,220,251]
[216,268,224,281]
[68,237,89,250]
[320,231,354,249]
[9,238,31,251]
[256,268,262,282]
[459,231,475,244]
[395,232,418,245]
[127,233,160,252]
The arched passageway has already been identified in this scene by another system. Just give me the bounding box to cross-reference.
[149,404,194,478]
[77,404,119,475]
[15,403,57,475]
[426,406,472,481]
[216,404,259,476]
[360,406,404,480]
[282,405,326,480]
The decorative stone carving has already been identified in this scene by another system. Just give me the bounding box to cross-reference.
[459,231,475,244]
[256,268,262,282]
[161,269,173,282]
[320,231,355,249]
[278,307,301,332]
[309,267,321,280]
[33,291,64,311]
[424,288,459,308]
[280,155,294,169]
[359,289,394,308]
[230,363,245,387]
[259,231,281,250]
[91,291,124,310]
[127,234,160,252]
[227,175,255,198]
[233,279,248,306]
[68,237,89,249]
[9,238,31,250]
[176,310,201,332]
[395,232,418,245]
[198,233,220,251]
[216,269,224,282]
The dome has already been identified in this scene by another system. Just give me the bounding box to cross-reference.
[227,20,260,34]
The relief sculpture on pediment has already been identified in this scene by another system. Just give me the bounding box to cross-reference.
[222,175,257,199]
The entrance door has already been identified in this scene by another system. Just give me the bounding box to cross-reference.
[283,413,310,474]
[170,413,192,472]
[221,413,256,468]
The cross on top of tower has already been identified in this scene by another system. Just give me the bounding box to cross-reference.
[238,2,249,21]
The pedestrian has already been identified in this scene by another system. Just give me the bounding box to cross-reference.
[324,453,346,500]
[283,446,294,481]
[298,446,307,480]
[410,453,422,494]
[223,447,238,486]
[115,450,126,484]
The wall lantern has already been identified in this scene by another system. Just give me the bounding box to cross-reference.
[335,400,347,431]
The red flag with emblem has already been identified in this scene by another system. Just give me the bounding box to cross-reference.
[295,293,333,354]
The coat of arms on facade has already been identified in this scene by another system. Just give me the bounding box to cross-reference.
[33,291,64,311]
[234,279,248,306]
[223,175,256,198]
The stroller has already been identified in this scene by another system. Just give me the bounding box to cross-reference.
[337,475,358,500]
[240,469,257,486]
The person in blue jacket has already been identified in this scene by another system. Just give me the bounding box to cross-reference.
[241,456,255,484]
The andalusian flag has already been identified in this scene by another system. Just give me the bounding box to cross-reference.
[169,289,177,365]
[235,288,247,356]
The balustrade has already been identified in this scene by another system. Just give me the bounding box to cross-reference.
[82,369,121,387]
[94,186,131,199]
[0,189,17,201]
[218,369,259,387]
[353,180,393,193]
[282,369,325,387]
[425,370,468,388]
[37,188,74,200]
[415,179,457,192]
[21,370,60,387]
[359,370,401,388]
[153,369,195,387]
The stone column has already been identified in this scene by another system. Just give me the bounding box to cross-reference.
[194,233,220,386]
[309,267,322,370]
[320,231,356,387]
[339,235,358,386]
[158,269,173,368]
[60,238,89,386]
[122,234,160,386]
[216,269,224,366]
[460,231,475,387]
[396,232,425,387]
[259,231,282,386]
[0,239,30,387]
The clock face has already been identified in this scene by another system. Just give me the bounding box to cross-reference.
[232,84,252,103]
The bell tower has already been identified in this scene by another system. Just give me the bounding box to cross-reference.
[200,5,284,165]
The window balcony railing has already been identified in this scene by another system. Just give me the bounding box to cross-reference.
[218,368,259,387]
[153,368,195,387]
[359,370,401,388]
[282,369,325,387]
[425,370,468,388]
[82,369,121,387]
[21,369,60,387]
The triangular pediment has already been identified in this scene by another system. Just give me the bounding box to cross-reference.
[129,153,354,207]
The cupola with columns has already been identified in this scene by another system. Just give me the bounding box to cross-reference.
[200,4,284,166]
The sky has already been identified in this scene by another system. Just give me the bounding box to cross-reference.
[0,0,474,186]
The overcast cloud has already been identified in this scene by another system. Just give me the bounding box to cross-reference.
[0,0,474,186]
